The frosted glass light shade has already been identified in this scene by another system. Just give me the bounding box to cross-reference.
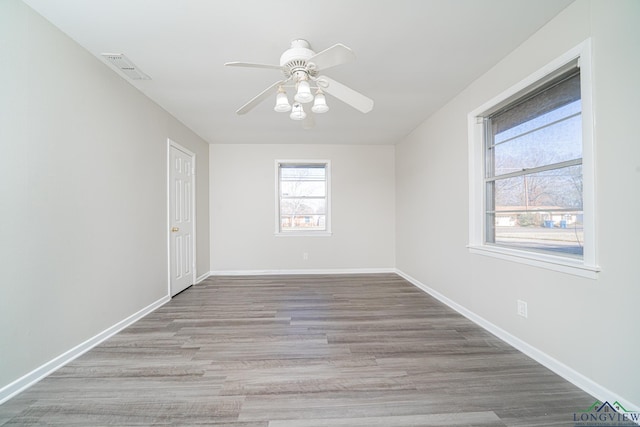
[290,103,307,120]
[274,91,291,112]
[294,80,314,103]
[311,92,329,113]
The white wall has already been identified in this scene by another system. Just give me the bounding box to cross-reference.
[210,144,395,272]
[396,0,639,407]
[0,0,209,394]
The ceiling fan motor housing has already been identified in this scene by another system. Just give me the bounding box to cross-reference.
[280,39,317,79]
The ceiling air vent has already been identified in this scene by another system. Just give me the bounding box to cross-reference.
[101,53,151,80]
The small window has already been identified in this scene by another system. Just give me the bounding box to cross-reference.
[276,161,331,235]
[468,40,598,278]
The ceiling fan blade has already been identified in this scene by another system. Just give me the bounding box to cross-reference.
[225,61,284,71]
[307,44,355,71]
[236,80,285,115]
[315,76,374,113]
[302,109,315,130]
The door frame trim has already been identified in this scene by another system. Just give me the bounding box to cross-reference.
[167,138,197,297]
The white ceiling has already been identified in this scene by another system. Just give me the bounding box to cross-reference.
[22,0,573,145]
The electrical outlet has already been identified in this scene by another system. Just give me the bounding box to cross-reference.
[517,300,528,318]
[303,252,309,261]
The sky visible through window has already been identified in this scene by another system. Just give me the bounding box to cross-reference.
[494,101,582,176]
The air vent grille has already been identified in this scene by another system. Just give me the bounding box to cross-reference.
[101,53,151,80]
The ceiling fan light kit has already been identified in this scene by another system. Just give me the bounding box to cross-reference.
[294,79,314,103]
[225,39,373,128]
[274,86,292,112]
[311,90,329,114]
[290,103,307,121]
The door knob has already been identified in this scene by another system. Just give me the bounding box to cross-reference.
[171,227,179,232]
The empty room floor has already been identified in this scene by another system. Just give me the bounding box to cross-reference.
[0,274,599,426]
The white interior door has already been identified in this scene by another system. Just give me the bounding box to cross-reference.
[169,143,195,296]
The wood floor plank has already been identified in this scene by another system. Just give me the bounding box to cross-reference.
[267,412,505,427]
[0,274,597,426]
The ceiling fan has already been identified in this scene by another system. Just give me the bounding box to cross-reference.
[225,39,374,128]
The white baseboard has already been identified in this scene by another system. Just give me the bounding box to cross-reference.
[209,268,396,276]
[0,295,170,405]
[395,269,640,416]
[195,272,210,284]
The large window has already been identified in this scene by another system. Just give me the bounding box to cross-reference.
[486,70,583,257]
[276,161,330,235]
[468,41,598,278]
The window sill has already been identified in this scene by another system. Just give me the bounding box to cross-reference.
[275,231,333,237]
[467,244,600,279]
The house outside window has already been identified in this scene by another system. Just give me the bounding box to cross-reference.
[276,161,331,236]
[467,40,599,278]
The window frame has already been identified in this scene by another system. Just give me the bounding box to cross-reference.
[467,40,599,278]
[275,160,332,237]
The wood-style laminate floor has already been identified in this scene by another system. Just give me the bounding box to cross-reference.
[1,274,597,426]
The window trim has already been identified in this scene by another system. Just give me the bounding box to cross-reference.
[274,159,332,237]
[467,39,599,278]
